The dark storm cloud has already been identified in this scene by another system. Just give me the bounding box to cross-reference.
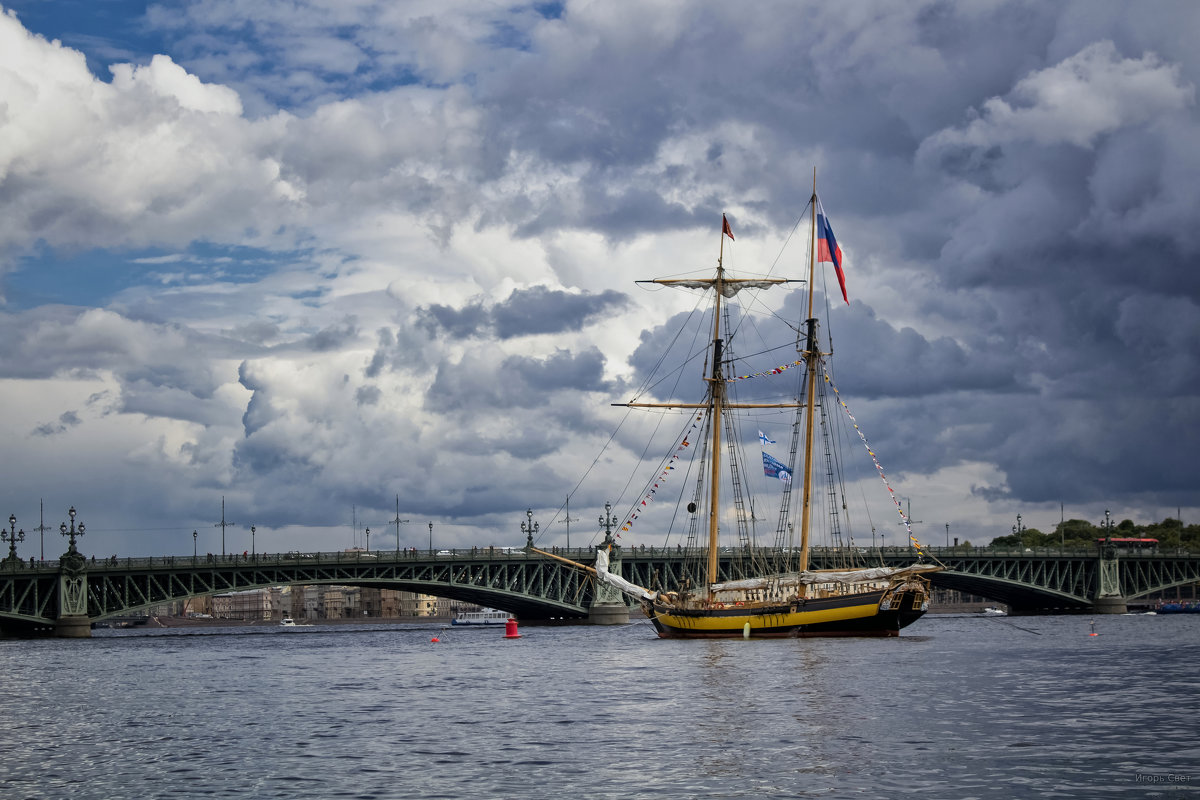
[32,411,81,437]
[426,346,610,412]
[418,285,629,340]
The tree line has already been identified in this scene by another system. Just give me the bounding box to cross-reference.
[987,517,1200,551]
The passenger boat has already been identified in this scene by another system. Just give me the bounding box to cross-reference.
[536,174,939,637]
[281,617,297,626]
[451,608,511,626]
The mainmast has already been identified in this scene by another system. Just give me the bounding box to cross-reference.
[798,170,820,572]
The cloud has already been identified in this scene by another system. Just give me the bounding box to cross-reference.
[426,345,611,413]
[0,2,1198,555]
[418,284,629,340]
[920,41,1192,155]
[0,11,301,266]
[32,410,80,437]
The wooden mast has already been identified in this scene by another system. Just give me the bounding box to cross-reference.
[706,219,728,593]
[798,169,819,573]
[618,216,804,596]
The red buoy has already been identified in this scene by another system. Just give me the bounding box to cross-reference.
[431,636,440,642]
[504,618,521,639]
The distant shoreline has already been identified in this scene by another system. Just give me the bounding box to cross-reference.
[146,615,453,628]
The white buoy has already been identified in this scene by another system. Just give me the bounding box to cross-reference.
[743,622,751,639]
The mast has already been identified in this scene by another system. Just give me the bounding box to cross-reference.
[620,218,804,594]
[798,169,820,572]
[706,222,728,593]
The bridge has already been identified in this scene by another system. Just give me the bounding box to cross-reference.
[2,542,1198,637]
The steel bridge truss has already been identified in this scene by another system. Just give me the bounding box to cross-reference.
[0,551,599,632]
[3,546,1199,633]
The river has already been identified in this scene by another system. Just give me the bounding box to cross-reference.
[1,614,1197,799]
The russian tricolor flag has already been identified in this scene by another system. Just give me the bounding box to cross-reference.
[816,198,847,304]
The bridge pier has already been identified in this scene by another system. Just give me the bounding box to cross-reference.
[588,602,630,625]
[590,533,629,625]
[1091,596,1127,614]
[1091,547,1126,615]
[54,615,92,638]
[56,547,92,638]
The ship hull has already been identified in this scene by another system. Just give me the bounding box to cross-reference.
[645,587,929,639]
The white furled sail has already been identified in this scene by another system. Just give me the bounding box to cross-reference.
[595,548,658,602]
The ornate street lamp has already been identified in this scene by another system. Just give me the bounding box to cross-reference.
[251,525,256,557]
[59,506,85,553]
[1012,513,1025,537]
[193,530,198,560]
[521,508,539,548]
[428,521,433,551]
[364,527,370,552]
[3,513,26,564]
[598,502,618,548]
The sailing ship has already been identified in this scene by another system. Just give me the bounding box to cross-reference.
[537,176,940,638]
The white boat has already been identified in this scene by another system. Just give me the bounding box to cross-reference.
[281,617,297,626]
[451,608,510,626]
[982,607,1007,616]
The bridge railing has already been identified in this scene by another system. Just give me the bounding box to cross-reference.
[5,542,1196,575]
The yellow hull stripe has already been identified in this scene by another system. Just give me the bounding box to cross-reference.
[655,599,881,632]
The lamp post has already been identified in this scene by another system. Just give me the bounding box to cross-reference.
[1012,513,1026,539]
[428,521,433,552]
[365,527,370,552]
[945,523,949,548]
[251,525,256,557]
[193,530,198,561]
[3,514,25,564]
[598,502,618,548]
[59,506,85,553]
[521,508,539,548]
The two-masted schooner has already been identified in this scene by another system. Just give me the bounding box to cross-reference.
[538,178,939,637]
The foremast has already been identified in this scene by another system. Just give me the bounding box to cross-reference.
[622,220,800,598]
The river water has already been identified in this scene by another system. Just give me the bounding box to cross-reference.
[1,614,1197,799]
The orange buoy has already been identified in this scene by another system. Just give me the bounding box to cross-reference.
[504,618,521,639]
[431,636,440,642]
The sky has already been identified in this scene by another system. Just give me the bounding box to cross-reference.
[1,0,1198,558]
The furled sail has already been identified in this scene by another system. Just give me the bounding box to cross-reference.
[641,277,795,298]
[595,548,658,601]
